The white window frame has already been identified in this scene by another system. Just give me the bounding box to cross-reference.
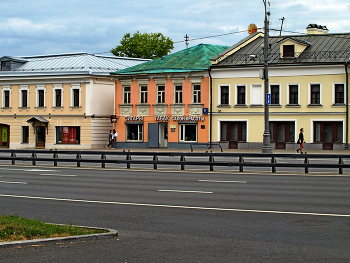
[174,85,183,104]
[192,84,201,104]
[286,83,300,105]
[332,82,346,105]
[126,124,143,141]
[35,84,46,110]
[70,84,81,110]
[217,119,249,142]
[270,83,281,105]
[308,82,322,105]
[235,84,247,106]
[19,85,29,109]
[53,84,63,110]
[140,85,148,104]
[2,85,11,109]
[157,85,165,104]
[123,86,131,104]
[250,83,263,106]
[179,123,197,142]
[218,84,230,106]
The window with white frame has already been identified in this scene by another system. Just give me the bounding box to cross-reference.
[179,124,197,142]
[35,85,46,109]
[287,84,299,105]
[333,83,345,105]
[236,85,246,105]
[270,84,280,105]
[70,84,81,109]
[126,124,143,141]
[123,86,131,104]
[219,85,230,105]
[175,85,183,104]
[2,86,11,108]
[157,85,165,104]
[19,85,29,108]
[53,84,63,108]
[140,86,148,104]
[250,84,263,105]
[309,83,321,105]
[192,84,201,103]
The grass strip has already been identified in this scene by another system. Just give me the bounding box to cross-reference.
[0,214,107,242]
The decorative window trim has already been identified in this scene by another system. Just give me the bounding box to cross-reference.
[53,84,63,111]
[308,82,322,106]
[332,82,346,105]
[35,84,46,111]
[19,85,29,111]
[218,84,230,106]
[70,84,82,110]
[286,83,300,106]
[122,86,131,104]
[179,123,197,142]
[250,83,263,106]
[1,85,11,111]
[270,83,281,105]
[235,84,247,106]
[192,84,201,104]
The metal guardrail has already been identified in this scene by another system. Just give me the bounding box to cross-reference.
[0,149,349,174]
[190,143,223,152]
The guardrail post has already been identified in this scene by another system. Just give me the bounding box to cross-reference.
[180,155,185,170]
[239,156,244,172]
[53,153,58,166]
[153,155,158,169]
[76,154,81,167]
[304,157,309,173]
[11,152,16,165]
[209,155,214,171]
[271,157,276,173]
[32,153,37,165]
[126,154,131,169]
[101,154,106,168]
[339,158,344,174]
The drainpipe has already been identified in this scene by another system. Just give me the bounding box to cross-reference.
[209,68,213,148]
[346,63,349,148]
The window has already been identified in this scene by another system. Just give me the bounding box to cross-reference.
[21,90,28,107]
[283,45,294,58]
[140,86,148,104]
[192,84,201,103]
[126,124,143,141]
[123,86,131,104]
[70,84,81,109]
[4,90,9,108]
[236,85,246,105]
[250,84,263,105]
[56,126,80,144]
[175,85,183,104]
[288,84,299,105]
[53,85,63,108]
[179,124,197,142]
[1,61,10,71]
[270,85,280,105]
[22,126,29,143]
[36,85,46,108]
[157,86,165,104]
[72,89,79,107]
[310,84,321,105]
[220,85,229,105]
[269,122,295,143]
[314,122,343,143]
[334,83,345,104]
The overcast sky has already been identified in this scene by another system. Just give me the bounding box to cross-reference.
[1,0,349,58]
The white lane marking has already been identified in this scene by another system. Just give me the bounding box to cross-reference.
[158,190,213,194]
[0,168,27,171]
[0,193,349,218]
[40,174,77,177]
[198,180,247,183]
[24,169,55,172]
[0,181,27,184]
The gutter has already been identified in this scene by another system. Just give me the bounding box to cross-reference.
[346,63,349,148]
[209,67,212,148]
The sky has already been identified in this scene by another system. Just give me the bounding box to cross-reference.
[0,0,349,58]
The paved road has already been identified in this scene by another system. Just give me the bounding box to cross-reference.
[1,165,350,262]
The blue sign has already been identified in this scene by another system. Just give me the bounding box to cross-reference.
[266,94,271,105]
[203,108,209,115]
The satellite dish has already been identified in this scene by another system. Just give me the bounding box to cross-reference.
[248,24,258,35]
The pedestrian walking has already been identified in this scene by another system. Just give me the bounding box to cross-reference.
[297,128,305,153]
[106,130,113,149]
[112,129,118,149]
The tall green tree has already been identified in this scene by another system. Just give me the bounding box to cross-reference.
[110,31,174,59]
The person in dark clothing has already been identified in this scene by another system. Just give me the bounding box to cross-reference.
[297,128,305,153]
[106,130,113,149]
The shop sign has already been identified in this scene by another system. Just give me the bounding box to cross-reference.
[110,115,117,123]
[172,116,205,122]
[69,127,76,144]
[155,116,169,121]
[63,127,69,143]
[125,116,144,121]
[2,128,8,142]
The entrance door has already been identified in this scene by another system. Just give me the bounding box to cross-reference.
[270,122,295,149]
[314,122,342,150]
[36,126,45,148]
[221,122,246,149]
[323,123,333,150]
[158,123,168,148]
[148,123,159,148]
[0,125,9,148]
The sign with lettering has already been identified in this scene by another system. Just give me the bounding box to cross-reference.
[155,116,169,121]
[125,116,144,121]
[172,116,205,122]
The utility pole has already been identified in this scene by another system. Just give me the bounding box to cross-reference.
[262,0,272,153]
[184,34,189,50]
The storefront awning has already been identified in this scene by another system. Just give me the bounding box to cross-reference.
[26,116,49,123]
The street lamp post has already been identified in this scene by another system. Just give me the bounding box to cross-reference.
[262,0,272,153]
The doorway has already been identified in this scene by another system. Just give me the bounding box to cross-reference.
[148,123,168,148]
[36,126,45,148]
[314,122,342,150]
[269,122,295,149]
[220,122,246,149]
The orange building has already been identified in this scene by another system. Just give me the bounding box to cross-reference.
[111,44,229,149]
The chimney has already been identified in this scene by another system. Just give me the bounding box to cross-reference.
[306,24,328,34]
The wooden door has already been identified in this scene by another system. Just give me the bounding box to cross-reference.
[36,126,45,148]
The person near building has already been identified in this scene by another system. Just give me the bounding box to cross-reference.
[297,128,305,153]
[106,130,113,149]
[112,129,118,149]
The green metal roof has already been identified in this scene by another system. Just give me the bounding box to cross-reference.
[111,44,230,75]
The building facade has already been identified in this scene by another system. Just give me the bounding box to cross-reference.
[210,24,350,150]
[111,44,229,149]
[0,53,148,149]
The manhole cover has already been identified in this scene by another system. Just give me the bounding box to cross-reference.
[295,221,330,226]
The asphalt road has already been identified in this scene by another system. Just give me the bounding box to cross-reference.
[1,164,350,262]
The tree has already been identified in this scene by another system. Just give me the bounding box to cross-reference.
[110,31,174,59]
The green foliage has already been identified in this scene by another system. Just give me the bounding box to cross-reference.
[0,214,106,242]
[111,31,174,59]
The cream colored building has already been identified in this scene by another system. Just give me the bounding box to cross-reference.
[210,24,350,150]
[0,53,148,149]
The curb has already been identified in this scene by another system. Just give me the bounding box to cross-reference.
[0,227,118,249]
